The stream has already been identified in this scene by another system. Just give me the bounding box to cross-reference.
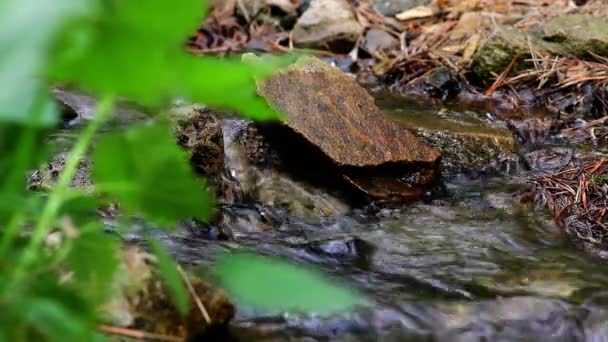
[150,95,608,341]
[51,91,608,341]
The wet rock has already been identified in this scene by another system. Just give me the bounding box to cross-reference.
[256,171,351,217]
[437,297,571,331]
[257,56,440,200]
[52,87,149,126]
[28,153,93,192]
[222,120,351,217]
[541,14,608,57]
[258,57,439,167]
[389,109,515,173]
[103,246,235,340]
[474,270,583,299]
[174,108,225,191]
[372,0,431,17]
[173,107,351,218]
[362,29,399,54]
[292,0,363,50]
[423,67,460,100]
[435,297,583,341]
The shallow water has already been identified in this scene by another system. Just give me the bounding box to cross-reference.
[159,173,608,341]
[155,98,608,341]
[51,90,608,341]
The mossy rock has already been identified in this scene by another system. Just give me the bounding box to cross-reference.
[541,14,608,57]
[472,16,608,82]
[471,26,548,82]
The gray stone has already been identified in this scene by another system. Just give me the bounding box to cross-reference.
[372,0,431,17]
[53,87,149,125]
[292,0,363,48]
[362,28,399,53]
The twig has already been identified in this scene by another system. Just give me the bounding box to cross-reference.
[99,325,183,342]
[486,54,519,95]
[236,0,251,23]
[178,266,212,325]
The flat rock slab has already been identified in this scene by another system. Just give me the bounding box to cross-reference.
[257,57,440,168]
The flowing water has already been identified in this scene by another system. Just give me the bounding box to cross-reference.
[161,177,608,341]
[52,92,608,341]
[153,96,608,341]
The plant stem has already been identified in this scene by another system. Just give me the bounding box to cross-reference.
[7,94,115,289]
[0,212,24,257]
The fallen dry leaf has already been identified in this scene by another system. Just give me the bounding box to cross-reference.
[450,12,482,39]
[461,33,481,64]
[396,5,435,21]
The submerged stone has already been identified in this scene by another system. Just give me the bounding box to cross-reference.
[385,107,515,173]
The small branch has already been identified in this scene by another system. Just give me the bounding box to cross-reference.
[99,324,183,342]
[178,265,212,324]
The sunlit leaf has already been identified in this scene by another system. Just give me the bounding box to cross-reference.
[58,191,100,226]
[92,124,213,226]
[22,298,90,341]
[48,0,289,120]
[213,253,363,314]
[17,272,98,341]
[0,124,52,203]
[109,0,206,46]
[149,238,189,315]
[0,0,93,125]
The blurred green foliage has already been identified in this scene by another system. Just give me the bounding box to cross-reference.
[0,0,359,340]
[92,125,213,226]
[214,253,363,314]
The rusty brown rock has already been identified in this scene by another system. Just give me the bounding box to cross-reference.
[258,57,440,168]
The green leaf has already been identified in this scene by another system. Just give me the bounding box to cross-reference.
[65,225,119,303]
[16,272,98,341]
[92,124,213,226]
[213,253,363,314]
[148,238,189,316]
[0,124,52,197]
[0,0,93,125]
[22,298,91,341]
[109,0,206,46]
[48,0,289,120]
[58,191,100,226]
